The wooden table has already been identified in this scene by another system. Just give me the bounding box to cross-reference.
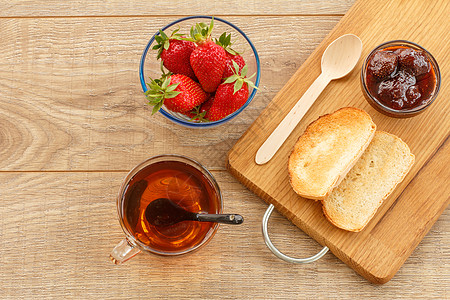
[0,1,448,298]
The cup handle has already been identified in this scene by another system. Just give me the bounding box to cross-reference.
[262,204,329,263]
[110,238,141,264]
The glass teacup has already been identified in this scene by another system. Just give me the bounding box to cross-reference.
[110,154,222,264]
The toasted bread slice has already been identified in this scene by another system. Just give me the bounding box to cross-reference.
[288,107,376,200]
[322,131,415,232]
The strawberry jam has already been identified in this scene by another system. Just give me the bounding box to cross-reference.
[365,46,437,110]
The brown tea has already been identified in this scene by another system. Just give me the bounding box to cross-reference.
[122,160,220,254]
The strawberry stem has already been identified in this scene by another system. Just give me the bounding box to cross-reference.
[145,76,181,114]
[186,17,215,44]
[153,26,184,59]
[222,61,259,94]
[215,32,240,55]
[187,105,209,122]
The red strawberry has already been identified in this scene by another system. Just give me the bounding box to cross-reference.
[200,96,214,114]
[223,53,245,79]
[183,107,205,121]
[183,95,213,122]
[153,29,197,79]
[214,32,246,79]
[145,74,208,114]
[206,84,248,121]
[189,19,227,93]
[206,62,257,121]
[183,110,198,119]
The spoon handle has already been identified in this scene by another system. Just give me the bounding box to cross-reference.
[195,213,244,224]
[255,73,332,165]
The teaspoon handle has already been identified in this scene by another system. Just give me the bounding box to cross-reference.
[255,73,332,165]
[195,213,244,224]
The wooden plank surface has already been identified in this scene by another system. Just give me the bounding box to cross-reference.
[227,0,449,284]
[0,0,448,298]
[0,1,353,17]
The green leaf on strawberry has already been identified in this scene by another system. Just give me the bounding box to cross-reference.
[187,17,214,43]
[186,105,208,122]
[145,74,209,115]
[145,77,182,114]
[215,32,239,55]
[152,28,184,59]
[240,63,248,77]
[223,61,258,94]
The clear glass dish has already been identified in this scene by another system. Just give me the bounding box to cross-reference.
[139,16,261,128]
[360,40,441,118]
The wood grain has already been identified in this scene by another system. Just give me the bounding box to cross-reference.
[0,16,339,171]
[0,171,448,299]
[228,0,449,284]
[0,1,353,17]
[0,0,448,297]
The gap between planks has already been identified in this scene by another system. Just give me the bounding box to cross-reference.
[0,134,446,174]
[0,14,345,19]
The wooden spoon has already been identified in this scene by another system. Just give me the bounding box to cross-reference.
[255,34,363,165]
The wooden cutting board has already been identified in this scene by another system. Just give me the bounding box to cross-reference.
[227,0,449,284]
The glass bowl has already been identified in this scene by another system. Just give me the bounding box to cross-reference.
[360,40,441,118]
[139,16,261,128]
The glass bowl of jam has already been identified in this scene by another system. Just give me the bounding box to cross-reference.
[361,40,440,117]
